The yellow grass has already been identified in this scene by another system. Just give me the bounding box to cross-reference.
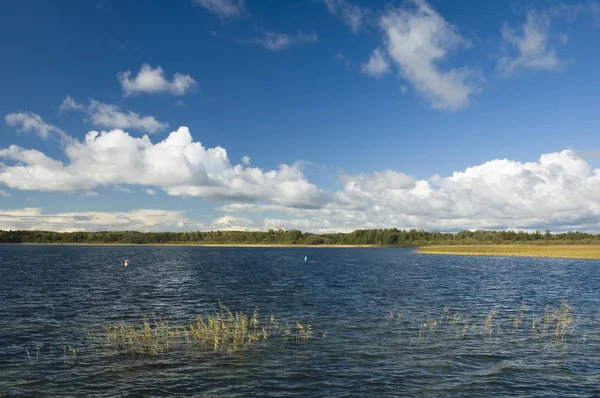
[417,245,600,259]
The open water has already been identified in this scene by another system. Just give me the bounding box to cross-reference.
[1,244,600,397]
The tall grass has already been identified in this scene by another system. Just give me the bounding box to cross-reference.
[389,300,593,350]
[92,305,313,357]
[417,245,600,259]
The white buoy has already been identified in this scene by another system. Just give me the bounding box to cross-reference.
[124,259,129,267]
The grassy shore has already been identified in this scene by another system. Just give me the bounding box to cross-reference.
[417,245,600,259]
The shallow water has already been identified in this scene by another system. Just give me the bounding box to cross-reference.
[1,244,600,397]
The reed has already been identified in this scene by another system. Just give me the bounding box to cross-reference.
[396,300,593,350]
[417,245,600,259]
[92,305,313,357]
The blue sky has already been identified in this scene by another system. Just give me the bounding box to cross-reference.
[1,0,600,233]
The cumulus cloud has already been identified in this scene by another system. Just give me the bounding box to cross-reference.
[498,10,562,76]
[0,206,277,233]
[3,125,600,233]
[220,149,600,233]
[5,112,68,141]
[0,207,198,232]
[4,122,600,233]
[59,97,167,134]
[0,126,328,208]
[193,0,247,20]
[377,0,480,110]
[87,101,167,133]
[321,0,370,33]
[118,64,197,96]
[361,48,390,77]
[212,215,255,231]
[244,31,318,51]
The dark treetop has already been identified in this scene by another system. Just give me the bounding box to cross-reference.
[2,229,600,245]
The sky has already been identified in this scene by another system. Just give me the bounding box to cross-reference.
[1,0,600,233]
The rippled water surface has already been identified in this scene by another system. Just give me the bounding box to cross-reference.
[2,245,600,397]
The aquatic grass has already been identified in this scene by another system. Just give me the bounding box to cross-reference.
[99,317,179,356]
[511,304,526,342]
[22,342,78,365]
[92,305,313,357]
[392,300,597,351]
[483,310,496,338]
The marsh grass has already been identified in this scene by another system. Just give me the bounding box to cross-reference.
[91,305,313,357]
[22,342,77,365]
[417,245,600,259]
[399,300,592,351]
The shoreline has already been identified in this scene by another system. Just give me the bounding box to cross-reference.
[416,245,600,259]
[10,242,407,248]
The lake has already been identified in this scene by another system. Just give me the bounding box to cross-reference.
[1,244,600,397]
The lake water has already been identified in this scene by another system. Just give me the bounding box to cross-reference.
[1,244,600,397]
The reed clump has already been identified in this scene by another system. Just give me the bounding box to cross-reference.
[94,305,313,357]
[397,300,590,350]
[101,318,179,356]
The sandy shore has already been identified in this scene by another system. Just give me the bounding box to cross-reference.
[417,245,600,259]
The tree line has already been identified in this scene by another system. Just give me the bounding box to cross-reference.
[1,228,600,245]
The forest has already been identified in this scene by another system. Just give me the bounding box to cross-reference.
[2,228,600,246]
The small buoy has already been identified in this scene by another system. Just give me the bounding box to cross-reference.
[124,259,129,267]
[304,256,308,262]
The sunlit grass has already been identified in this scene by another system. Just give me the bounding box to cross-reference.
[388,300,594,350]
[417,245,600,259]
[90,304,313,357]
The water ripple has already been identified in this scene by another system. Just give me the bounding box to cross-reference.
[2,245,600,396]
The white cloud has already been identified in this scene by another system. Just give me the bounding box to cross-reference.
[0,207,198,232]
[87,100,167,134]
[59,96,85,112]
[343,170,415,192]
[378,0,480,110]
[241,155,250,165]
[221,149,600,233]
[361,48,390,77]
[118,64,197,96]
[321,0,370,33]
[0,207,277,233]
[245,31,318,51]
[5,112,68,140]
[498,10,562,76]
[145,189,156,195]
[4,124,600,233]
[113,186,133,193]
[0,126,328,208]
[193,0,247,20]
[212,214,255,231]
[2,130,600,232]
[0,189,10,198]
[59,97,167,134]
